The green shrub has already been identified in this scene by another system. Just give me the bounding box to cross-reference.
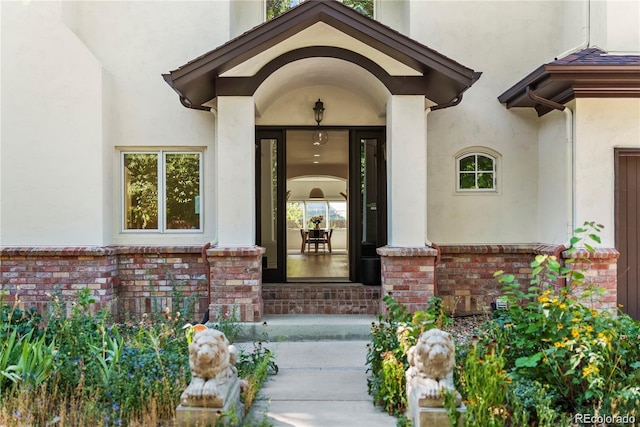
[0,283,275,426]
[366,294,450,416]
[464,222,640,424]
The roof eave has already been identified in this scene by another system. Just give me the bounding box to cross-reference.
[164,0,481,108]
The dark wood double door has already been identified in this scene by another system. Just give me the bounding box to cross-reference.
[255,128,387,284]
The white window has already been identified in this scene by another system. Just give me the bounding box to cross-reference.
[456,152,497,192]
[121,150,203,232]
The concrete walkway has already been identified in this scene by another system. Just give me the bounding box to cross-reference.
[239,316,396,427]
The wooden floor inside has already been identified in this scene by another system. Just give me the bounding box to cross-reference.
[286,250,349,281]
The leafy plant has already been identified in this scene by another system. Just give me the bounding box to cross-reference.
[366,294,450,416]
[464,222,640,423]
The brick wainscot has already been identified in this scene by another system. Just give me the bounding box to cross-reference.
[1,243,618,321]
[379,244,618,316]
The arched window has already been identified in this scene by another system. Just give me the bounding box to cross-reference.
[456,152,497,192]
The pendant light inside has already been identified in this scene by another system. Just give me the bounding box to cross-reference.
[309,187,325,198]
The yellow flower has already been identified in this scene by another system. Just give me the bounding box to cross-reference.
[556,323,564,330]
[585,325,593,333]
[597,332,611,345]
[554,341,566,348]
[571,317,580,323]
[559,303,567,310]
[590,309,598,317]
[571,328,580,339]
[552,298,559,304]
[582,364,599,378]
[538,296,550,303]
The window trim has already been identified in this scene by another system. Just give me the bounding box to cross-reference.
[120,149,204,234]
[455,148,500,193]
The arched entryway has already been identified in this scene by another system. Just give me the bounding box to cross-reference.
[162,0,480,321]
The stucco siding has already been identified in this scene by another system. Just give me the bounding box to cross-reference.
[1,1,105,246]
[413,1,564,244]
[538,109,571,244]
[575,98,640,247]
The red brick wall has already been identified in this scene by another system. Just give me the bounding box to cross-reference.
[0,246,209,322]
[568,248,619,312]
[0,247,118,315]
[0,244,619,322]
[377,246,437,313]
[207,246,264,322]
[116,247,209,322]
[436,245,536,315]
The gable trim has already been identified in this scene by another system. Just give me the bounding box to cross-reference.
[163,0,480,109]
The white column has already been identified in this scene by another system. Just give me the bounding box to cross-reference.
[386,95,427,247]
[216,96,256,246]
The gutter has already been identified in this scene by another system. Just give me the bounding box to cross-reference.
[526,86,576,251]
[180,96,212,112]
[430,94,463,111]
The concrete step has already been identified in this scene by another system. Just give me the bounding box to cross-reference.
[238,314,378,341]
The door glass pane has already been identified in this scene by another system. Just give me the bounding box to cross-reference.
[260,139,278,269]
[123,153,158,230]
[165,153,201,230]
[361,138,378,247]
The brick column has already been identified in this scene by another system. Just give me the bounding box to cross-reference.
[207,246,265,322]
[377,246,437,313]
[568,247,619,312]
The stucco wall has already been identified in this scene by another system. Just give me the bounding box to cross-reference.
[538,108,572,244]
[1,1,105,246]
[575,98,640,247]
[415,1,564,244]
[66,1,222,246]
[2,0,638,251]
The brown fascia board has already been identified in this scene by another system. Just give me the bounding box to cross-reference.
[498,63,640,116]
[164,0,480,105]
[497,64,548,108]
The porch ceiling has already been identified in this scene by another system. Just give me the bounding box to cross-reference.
[254,57,388,117]
[162,0,481,109]
[498,48,640,116]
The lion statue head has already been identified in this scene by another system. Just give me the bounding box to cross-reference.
[409,328,455,381]
[189,328,235,381]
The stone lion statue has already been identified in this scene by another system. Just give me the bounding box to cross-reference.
[406,328,458,404]
[181,328,239,406]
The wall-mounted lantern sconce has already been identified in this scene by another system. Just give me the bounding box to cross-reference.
[312,98,328,146]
